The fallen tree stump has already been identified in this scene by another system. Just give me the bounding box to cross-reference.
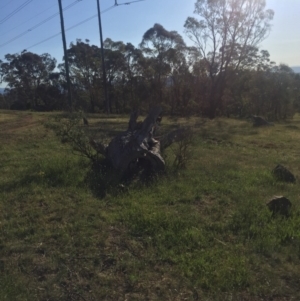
[90,107,189,178]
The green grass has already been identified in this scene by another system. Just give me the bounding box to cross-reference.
[1,110,300,300]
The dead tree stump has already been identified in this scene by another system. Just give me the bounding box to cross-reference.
[107,107,164,175]
[90,107,190,178]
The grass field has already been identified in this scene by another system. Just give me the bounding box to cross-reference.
[0,110,300,301]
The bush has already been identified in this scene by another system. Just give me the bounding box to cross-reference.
[45,112,98,163]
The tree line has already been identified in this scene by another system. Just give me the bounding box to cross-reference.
[0,0,299,120]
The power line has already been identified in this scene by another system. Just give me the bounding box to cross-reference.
[24,5,116,51]
[114,0,145,6]
[67,5,115,31]
[1,0,144,50]
[0,0,17,10]
[25,33,62,51]
[0,0,82,47]
[2,0,143,54]
[0,2,60,37]
[0,0,34,24]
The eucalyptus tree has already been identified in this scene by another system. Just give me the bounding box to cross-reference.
[102,38,127,112]
[102,38,147,112]
[62,39,102,112]
[140,23,187,107]
[0,51,57,108]
[184,0,274,118]
[262,64,297,119]
[63,38,146,113]
[219,49,274,117]
[122,42,145,110]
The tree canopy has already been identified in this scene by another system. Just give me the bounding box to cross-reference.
[184,0,274,118]
[0,1,299,119]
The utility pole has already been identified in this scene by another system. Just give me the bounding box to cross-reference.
[96,0,110,114]
[58,0,72,111]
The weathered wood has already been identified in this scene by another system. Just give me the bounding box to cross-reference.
[104,106,164,176]
[90,107,187,177]
[89,139,107,156]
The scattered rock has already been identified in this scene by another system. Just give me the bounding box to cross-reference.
[251,115,274,127]
[272,164,296,183]
[267,196,292,217]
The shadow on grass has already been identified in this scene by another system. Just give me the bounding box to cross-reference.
[85,158,164,199]
[284,125,299,130]
[0,156,87,193]
[0,154,164,202]
[84,159,118,198]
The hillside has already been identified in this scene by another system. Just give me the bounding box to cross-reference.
[1,110,300,301]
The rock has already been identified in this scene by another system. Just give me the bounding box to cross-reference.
[251,115,274,127]
[272,164,296,183]
[267,196,292,217]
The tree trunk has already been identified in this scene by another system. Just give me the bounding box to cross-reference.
[91,107,164,177]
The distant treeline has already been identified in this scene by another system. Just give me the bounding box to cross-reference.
[1,0,300,119]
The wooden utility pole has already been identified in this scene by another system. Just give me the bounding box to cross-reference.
[58,0,72,111]
[96,0,110,114]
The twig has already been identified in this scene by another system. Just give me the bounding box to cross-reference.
[214,237,227,246]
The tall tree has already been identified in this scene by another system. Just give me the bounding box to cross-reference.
[140,24,187,107]
[184,0,274,118]
[0,51,57,108]
[122,43,145,110]
[62,39,101,112]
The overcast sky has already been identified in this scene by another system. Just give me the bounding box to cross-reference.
[0,0,300,88]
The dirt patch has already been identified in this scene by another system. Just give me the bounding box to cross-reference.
[0,112,45,144]
[0,114,41,133]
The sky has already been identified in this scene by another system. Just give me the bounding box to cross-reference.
[0,0,300,88]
